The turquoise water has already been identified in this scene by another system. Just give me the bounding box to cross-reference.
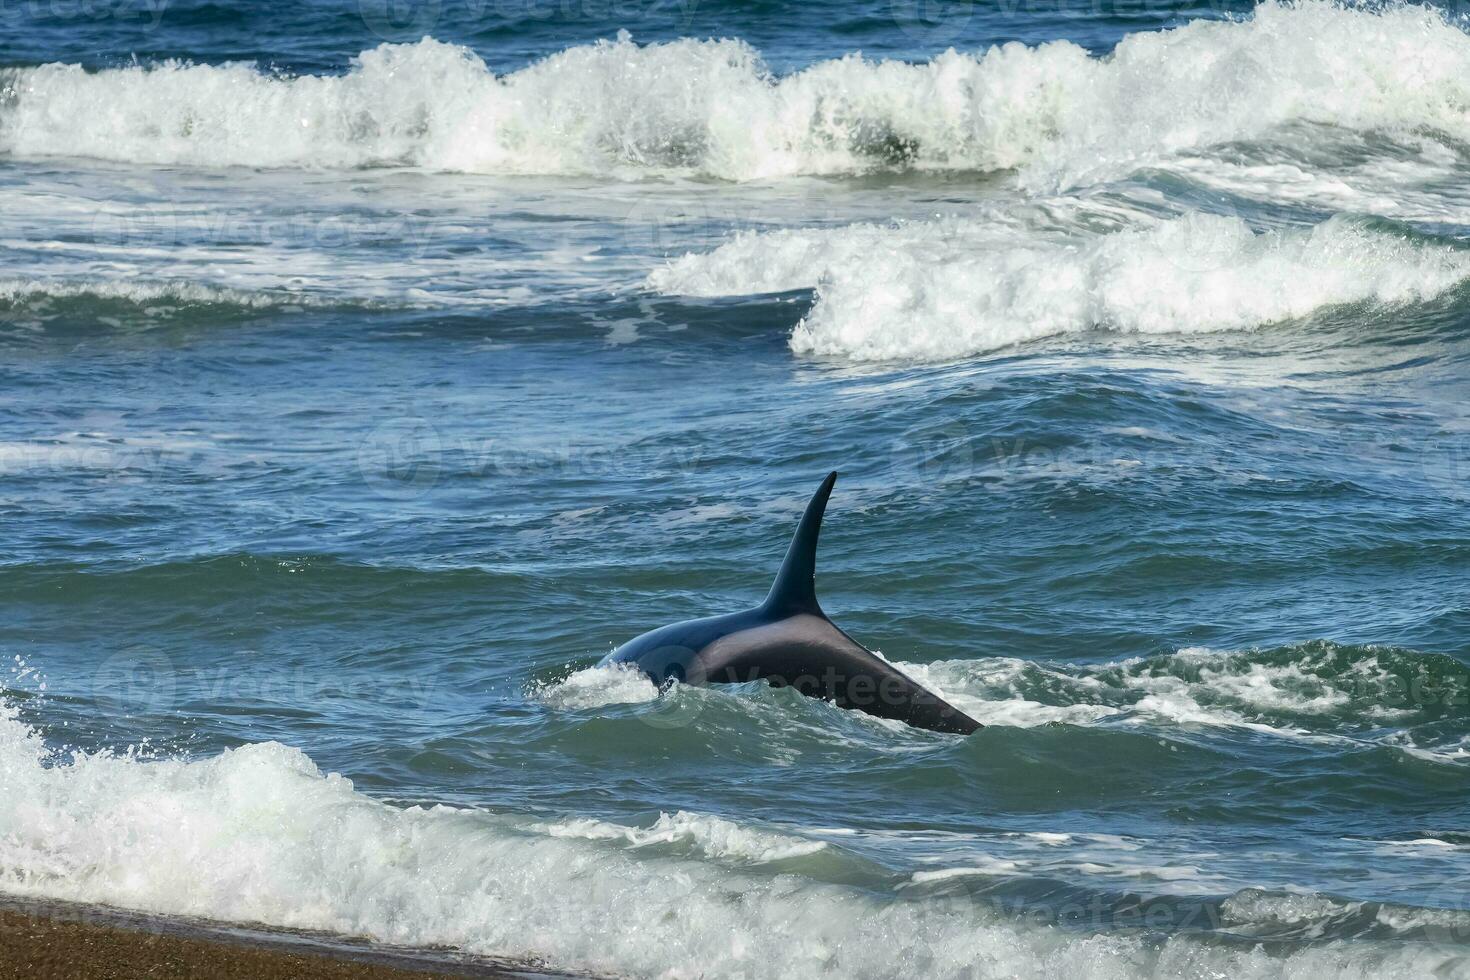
[3,1,1470,976]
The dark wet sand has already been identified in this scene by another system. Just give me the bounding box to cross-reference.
[0,894,589,980]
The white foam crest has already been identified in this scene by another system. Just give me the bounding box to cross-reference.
[895,652,1335,734]
[895,658,1123,728]
[1222,889,1366,934]
[910,858,1027,882]
[538,810,828,863]
[1162,145,1470,225]
[528,662,658,709]
[0,700,1461,976]
[1379,730,1470,765]
[885,647,1468,761]
[1218,888,1470,943]
[1,41,498,171]
[1124,688,1302,736]
[0,277,337,310]
[1369,838,1460,851]
[1158,647,1354,714]
[1109,648,1464,751]
[5,3,1470,184]
[652,213,1470,360]
[893,827,1231,894]
[1212,888,1470,953]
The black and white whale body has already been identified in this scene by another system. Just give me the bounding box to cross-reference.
[602,472,981,735]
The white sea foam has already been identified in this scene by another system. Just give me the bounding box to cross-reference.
[896,652,1306,734]
[0,277,334,310]
[1371,838,1459,850]
[896,650,1340,734]
[651,213,1470,360]
[4,2,1470,186]
[890,646,1470,767]
[890,829,1230,894]
[0,696,1464,976]
[895,657,1124,728]
[910,859,1026,882]
[538,810,828,863]
[528,662,658,709]
[1380,731,1470,765]
[1105,646,1455,749]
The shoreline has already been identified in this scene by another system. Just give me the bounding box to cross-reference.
[0,893,595,980]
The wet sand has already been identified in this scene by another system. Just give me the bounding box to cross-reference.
[0,894,588,980]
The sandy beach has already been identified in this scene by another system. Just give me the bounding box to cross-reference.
[0,895,584,980]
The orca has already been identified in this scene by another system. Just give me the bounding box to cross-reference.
[602,472,981,735]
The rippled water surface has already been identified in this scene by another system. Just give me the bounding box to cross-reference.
[3,1,1470,976]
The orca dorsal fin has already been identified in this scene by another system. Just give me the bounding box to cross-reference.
[763,471,837,615]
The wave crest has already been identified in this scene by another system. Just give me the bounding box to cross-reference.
[1,697,1462,976]
[4,3,1470,182]
[651,214,1470,359]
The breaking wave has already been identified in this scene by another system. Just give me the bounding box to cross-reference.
[650,214,1470,359]
[3,2,1470,185]
[1,695,1464,978]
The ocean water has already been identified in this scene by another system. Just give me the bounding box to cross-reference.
[3,0,1470,975]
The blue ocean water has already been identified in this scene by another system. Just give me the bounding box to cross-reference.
[3,0,1470,975]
